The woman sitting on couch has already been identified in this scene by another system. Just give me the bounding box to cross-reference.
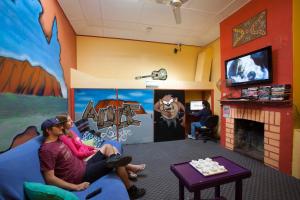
[56,114,146,179]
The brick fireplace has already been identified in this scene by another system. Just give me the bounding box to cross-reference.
[221,104,293,174]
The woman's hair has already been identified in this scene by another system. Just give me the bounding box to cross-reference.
[56,113,73,138]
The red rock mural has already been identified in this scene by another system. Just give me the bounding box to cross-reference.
[0,57,62,97]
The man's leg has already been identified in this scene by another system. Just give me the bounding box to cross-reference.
[191,122,202,138]
[116,166,131,188]
[116,166,146,199]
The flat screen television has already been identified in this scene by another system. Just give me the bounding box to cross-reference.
[190,100,204,111]
[225,46,272,87]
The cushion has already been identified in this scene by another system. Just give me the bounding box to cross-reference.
[24,182,78,200]
[82,131,104,148]
[82,138,94,146]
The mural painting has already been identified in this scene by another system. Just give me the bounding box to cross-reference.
[154,90,185,142]
[0,0,68,152]
[74,89,154,144]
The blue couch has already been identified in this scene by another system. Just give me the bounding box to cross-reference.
[0,126,129,200]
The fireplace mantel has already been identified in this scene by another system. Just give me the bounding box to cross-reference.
[220,99,292,106]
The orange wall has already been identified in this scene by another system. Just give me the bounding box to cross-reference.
[220,0,293,174]
[40,0,76,113]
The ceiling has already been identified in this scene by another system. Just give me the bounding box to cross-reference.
[58,0,250,46]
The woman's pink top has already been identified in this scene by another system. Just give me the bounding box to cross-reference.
[59,130,95,159]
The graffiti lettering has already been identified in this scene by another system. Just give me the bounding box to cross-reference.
[82,101,141,130]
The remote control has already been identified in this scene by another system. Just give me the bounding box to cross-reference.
[85,188,102,199]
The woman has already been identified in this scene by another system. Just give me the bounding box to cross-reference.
[57,114,145,179]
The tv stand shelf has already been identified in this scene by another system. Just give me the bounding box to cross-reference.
[220,99,292,106]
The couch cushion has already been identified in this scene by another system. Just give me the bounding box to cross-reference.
[0,136,45,200]
[24,182,78,200]
[74,174,129,200]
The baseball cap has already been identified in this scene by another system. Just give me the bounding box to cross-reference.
[41,118,62,131]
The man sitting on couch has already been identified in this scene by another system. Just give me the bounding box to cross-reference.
[39,117,145,199]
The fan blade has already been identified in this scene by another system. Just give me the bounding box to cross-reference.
[180,0,189,4]
[156,0,171,4]
[172,6,181,24]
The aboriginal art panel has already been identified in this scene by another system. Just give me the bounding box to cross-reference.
[232,10,267,47]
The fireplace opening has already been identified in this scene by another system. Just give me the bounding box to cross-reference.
[234,119,264,161]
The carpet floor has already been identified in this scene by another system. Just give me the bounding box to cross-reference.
[123,139,300,200]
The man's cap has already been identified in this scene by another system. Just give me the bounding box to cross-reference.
[41,118,62,131]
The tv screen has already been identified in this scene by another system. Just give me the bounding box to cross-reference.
[190,101,203,111]
[225,46,272,87]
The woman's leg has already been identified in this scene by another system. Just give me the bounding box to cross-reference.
[126,164,146,173]
[97,144,144,177]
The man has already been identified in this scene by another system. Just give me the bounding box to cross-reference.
[188,100,212,140]
[39,117,145,199]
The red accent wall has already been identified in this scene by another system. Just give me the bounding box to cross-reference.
[220,0,293,174]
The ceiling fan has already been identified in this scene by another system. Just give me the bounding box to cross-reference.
[153,0,189,24]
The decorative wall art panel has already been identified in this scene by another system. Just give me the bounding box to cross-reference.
[0,0,68,152]
[154,90,185,142]
[233,10,267,47]
[74,89,154,144]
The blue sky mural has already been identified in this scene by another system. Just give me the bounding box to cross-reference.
[75,89,154,114]
[118,89,154,113]
[0,0,67,98]
[75,89,116,113]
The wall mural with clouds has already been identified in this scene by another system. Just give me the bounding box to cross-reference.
[0,0,68,152]
[74,89,154,144]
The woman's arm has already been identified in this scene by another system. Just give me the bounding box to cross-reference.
[60,135,95,159]
[70,130,95,150]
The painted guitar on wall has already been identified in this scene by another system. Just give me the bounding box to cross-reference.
[135,68,168,80]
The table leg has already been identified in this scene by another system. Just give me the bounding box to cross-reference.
[179,181,184,200]
[194,190,200,200]
[215,185,220,198]
[235,180,242,200]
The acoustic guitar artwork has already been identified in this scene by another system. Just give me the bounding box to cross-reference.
[135,68,167,80]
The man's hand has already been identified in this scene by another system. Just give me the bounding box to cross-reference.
[74,182,90,191]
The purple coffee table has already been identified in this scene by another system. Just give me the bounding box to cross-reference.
[170,156,251,200]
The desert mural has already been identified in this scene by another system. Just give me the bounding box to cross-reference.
[75,89,154,144]
[0,0,68,152]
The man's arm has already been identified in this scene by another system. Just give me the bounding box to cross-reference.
[43,170,90,191]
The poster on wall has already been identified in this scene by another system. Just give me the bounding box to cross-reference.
[74,89,154,144]
[0,0,68,152]
[232,10,267,47]
[154,90,185,142]
[223,105,231,118]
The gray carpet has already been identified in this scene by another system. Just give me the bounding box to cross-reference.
[123,139,300,200]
